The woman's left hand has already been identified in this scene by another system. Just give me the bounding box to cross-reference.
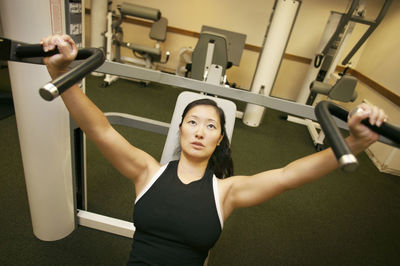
[41,34,78,79]
[347,103,388,151]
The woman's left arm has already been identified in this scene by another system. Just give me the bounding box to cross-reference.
[221,103,387,215]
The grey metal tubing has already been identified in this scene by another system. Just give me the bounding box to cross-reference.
[95,60,325,125]
[105,112,169,135]
[349,16,375,26]
[321,0,359,57]
[119,2,161,21]
[342,0,393,65]
[39,48,105,101]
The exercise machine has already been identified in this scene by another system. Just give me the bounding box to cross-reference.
[177,25,246,120]
[103,2,170,86]
[287,71,359,150]
[289,0,392,150]
[183,25,246,87]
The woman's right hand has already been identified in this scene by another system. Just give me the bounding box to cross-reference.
[346,103,388,153]
[41,34,78,79]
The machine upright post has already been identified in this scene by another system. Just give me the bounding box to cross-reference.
[242,0,301,127]
[0,0,79,241]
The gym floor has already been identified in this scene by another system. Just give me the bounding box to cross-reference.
[1,67,400,265]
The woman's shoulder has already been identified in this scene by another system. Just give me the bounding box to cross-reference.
[215,174,244,190]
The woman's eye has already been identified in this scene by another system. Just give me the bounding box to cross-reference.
[207,124,216,129]
[188,120,196,125]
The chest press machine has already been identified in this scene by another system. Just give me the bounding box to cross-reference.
[1,35,399,241]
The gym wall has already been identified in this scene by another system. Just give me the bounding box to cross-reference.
[84,0,400,174]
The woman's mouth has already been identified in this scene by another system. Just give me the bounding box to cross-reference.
[191,141,205,149]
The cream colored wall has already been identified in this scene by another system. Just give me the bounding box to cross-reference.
[271,60,310,100]
[355,0,400,94]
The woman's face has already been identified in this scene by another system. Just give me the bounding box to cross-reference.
[180,105,224,162]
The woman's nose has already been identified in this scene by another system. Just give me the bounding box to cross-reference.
[195,126,205,139]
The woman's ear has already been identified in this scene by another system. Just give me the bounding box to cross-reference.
[217,133,224,146]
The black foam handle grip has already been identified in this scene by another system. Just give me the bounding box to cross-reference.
[15,44,94,60]
[315,101,358,172]
[315,101,400,172]
[15,44,105,101]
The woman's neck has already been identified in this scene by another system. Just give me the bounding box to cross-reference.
[177,154,209,183]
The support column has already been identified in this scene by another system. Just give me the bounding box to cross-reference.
[0,0,75,241]
[243,0,300,127]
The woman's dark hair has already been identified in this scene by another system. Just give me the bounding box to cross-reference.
[179,98,233,179]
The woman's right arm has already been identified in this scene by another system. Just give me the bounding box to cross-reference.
[41,35,160,188]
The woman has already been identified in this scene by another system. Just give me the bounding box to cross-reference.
[41,35,387,265]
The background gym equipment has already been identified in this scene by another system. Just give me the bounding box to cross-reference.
[287,71,359,151]
[309,73,358,103]
[185,25,246,86]
[89,0,108,54]
[103,2,170,87]
[288,0,392,151]
[297,0,392,105]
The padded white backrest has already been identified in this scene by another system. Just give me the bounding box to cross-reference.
[160,91,237,164]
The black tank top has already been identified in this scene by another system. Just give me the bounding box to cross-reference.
[127,160,223,265]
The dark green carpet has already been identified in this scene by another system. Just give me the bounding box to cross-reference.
[1,68,399,265]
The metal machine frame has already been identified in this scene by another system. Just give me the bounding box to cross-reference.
[70,59,398,238]
[73,59,323,238]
